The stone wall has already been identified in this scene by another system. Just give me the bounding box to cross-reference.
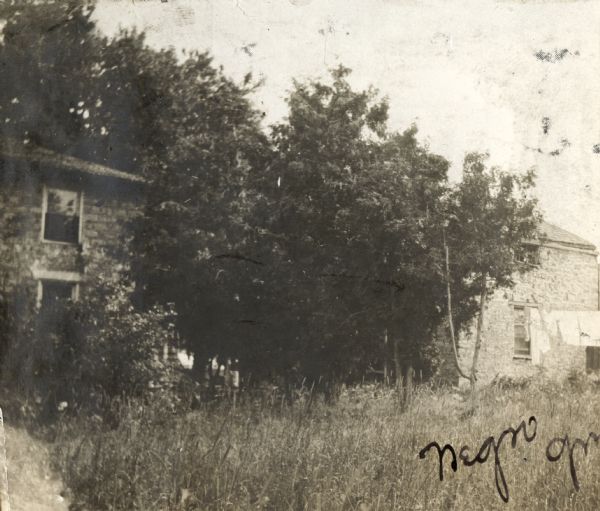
[78,184,142,279]
[509,244,598,311]
[0,169,142,299]
[438,242,598,386]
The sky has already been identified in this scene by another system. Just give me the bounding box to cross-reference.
[95,0,600,249]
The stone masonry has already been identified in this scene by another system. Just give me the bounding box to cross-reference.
[452,222,599,385]
[0,139,144,303]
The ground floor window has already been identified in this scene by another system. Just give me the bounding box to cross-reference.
[586,347,600,372]
[38,279,78,327]
[40,280,77,310]
[513,305,531,358]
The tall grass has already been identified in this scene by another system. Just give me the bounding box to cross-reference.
[54,376,600,510]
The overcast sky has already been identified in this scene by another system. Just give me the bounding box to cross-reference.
[96,0,600,249]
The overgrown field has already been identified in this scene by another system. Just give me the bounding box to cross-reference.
[53,376,600,510]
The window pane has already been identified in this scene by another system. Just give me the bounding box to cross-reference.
[514,338,530,355]
[47,189,78,216]
[516,246,540,266]
[41,280,74,309]
[40,281,74,332]
[514,306,530,356]
[44,213,79,243]
[587,347,600,371]
[514,307,526,324]
[44,188,80,243]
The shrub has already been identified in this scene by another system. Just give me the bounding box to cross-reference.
[2,272,178,420]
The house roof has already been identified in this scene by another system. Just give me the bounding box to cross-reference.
[0,138,145,183]
[538,221,596,251]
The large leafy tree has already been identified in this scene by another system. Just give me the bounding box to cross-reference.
[0,0,177,173]
[130,54,270,373]
[0,2,543,391]
[0,1,99,154]
[0,1,271,374]
[445,153,541,390]
[254,69,542,389]
[252,67,452,385]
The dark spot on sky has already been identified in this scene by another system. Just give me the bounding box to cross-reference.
[593,144,600,154]
[241,43,256,57]
[535,49,577,63]
[548,139,570,157]
[542,117,551,135]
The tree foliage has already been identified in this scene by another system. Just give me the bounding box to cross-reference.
[1,0,181,172]
[2,273,175,418]
[445,154,541,387]
[252,67,453,384]
[0,2,543,394]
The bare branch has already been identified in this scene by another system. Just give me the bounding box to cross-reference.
[319,272,405,291]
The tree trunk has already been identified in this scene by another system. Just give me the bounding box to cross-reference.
[405,364,414,404]
[383,328,389,385]
[393,337,402,389]
[443,230,470,382]
[469,277,488,394]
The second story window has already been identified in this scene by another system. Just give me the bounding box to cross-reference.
[43,187,81,244]
[515,244,540,266]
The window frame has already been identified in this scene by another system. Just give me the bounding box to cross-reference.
[34,270,82,309]
[513,305,532,359]
[40,184,84,245]
[586,346,600,372]
[514,243,541,267]
[39,279,77,309]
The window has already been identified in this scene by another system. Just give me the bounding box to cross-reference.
[514,306,531,357]
[515,245,540,266]
[40,280,76,310]
[38,279,77,330]
[586,347,600,372]
[42,187,81,244]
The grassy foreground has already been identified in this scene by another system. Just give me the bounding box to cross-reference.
[5,425,69,510]
[53,376,600,510]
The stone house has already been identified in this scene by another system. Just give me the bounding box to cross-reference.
[0,138,144,309]
[449,221,600,385]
